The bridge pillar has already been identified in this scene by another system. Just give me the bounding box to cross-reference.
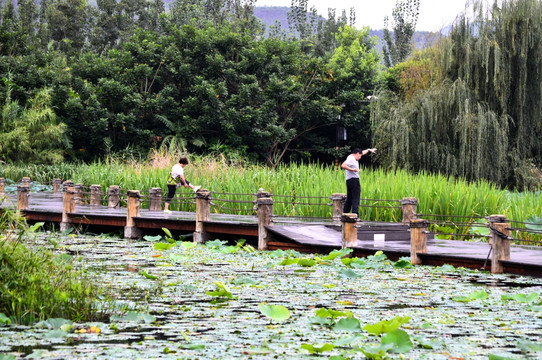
[400,197,418,224]
[108,185,120,208]
[489,215,510,274]
[60,183,75,232]
[257,196,274,250]
[90,185,102,206]
[17,185,30,211]
[149,187,163,211]
[194,189,211,244]
[124,190,142,239]
[341,213,358,249]
[331,193,346,226]
[52,178,62,193]
[0,178,5,196]
[410,219,429,265]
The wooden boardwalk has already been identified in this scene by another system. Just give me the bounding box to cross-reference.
[2,191,542,277]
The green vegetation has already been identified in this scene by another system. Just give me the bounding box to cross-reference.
[2,233,542,358]
[0,0,378,168]
[2,0,541,190]
[382,0,420,67]
[373,0,542,190]
[1,152,540,225]
[0,208,109,324]
[0,82,66,164]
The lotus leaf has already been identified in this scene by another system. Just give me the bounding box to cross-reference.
[381,329,413,353]
[300,343,334,353]
[363,316,411,335]
[333,317,362,331]
[258,303,290,322]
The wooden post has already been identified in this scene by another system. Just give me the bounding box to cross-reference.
[63,180,74,187]
[341,213,358,248]
[194,189,211,244]
[124,190,142,239]
[489,215,510,274]
[400,197,418,224]
[108,185,120,208]
[60,184,75,232]
[330,193,346,226]
[149,187,163,211]
[52,178,62,193]
[90,185,102,206]
[17,185,30,210]
[410,219,429,265]
[74,184,85,205]
[257,196,274,250]
[21,177,31,187]
[0,178,5,196]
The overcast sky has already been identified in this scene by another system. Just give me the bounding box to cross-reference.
[255,0,472,32]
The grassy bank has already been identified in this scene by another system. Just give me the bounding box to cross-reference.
[0,208,110,324]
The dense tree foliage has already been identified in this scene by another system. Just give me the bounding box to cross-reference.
[0,76,66,164]
[0,0,378,166]
[372,0,542,189]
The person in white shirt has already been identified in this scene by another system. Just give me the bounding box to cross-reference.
[341,147,376,216]
[164,157,200,212]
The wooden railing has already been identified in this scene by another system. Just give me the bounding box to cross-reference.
[3,176,540,275]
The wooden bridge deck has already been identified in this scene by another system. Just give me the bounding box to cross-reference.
[2,192,542,277]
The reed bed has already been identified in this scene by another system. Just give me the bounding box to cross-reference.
[2,155,541,227]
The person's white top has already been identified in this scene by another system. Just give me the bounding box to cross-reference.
[344,154,360,180]
[171,163,184,179]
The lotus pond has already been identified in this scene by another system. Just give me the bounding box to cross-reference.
[1,233,542,360]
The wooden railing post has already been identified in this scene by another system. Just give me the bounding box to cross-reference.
[60,183,75,232]
[74,184,85,205]
[400,197,418,224]
[108,185,120,208]
[62,180,74,189]
[489,215,510,274]
[124,190,142,239]
[90,185,102,206]
[341,213,358,249]
[149,187,163,211]
[52,178,62,193]
[194,189,211,244]
[17,185,30,211]
[410,219,429,265]
[257,195,274,250]
[21,177,31,187]
[0,178,5,196]
[331,193,346,226]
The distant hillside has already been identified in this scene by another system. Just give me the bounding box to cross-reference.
[254,6,290,31]
[254,6,438,51]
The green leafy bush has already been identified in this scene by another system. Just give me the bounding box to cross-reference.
[0,208,108,324]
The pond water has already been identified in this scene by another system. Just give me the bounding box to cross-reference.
[1,233,542,359]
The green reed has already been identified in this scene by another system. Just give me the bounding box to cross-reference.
[2,155,541,225]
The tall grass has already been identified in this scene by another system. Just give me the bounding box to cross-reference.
[2,152,541,223]
[0,208,110,324]
[0,162,78,184]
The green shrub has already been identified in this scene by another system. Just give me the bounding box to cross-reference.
[0,208,108,324]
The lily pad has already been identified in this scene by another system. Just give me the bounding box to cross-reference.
[381,329,413,354]
[258,303,290,322]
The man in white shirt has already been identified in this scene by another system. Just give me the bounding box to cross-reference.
[164,157,201,212]
[341,147,376,216]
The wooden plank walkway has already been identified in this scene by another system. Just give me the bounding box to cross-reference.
[2,191,542,277]
[267,223,542,276]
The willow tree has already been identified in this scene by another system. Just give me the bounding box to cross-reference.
[372,0,542,189]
